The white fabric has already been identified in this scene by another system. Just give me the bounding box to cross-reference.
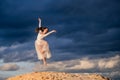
[35,31,54,60]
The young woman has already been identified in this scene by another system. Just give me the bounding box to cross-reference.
[35,18,56,66]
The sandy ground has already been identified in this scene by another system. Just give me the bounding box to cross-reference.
[7,71,110,80]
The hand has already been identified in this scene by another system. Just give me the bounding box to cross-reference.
[52,30,56,32]
[38,18,41,21]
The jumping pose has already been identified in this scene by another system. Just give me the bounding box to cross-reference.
[35,18,56,66]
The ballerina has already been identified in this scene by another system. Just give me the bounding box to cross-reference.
[35,18,56,66]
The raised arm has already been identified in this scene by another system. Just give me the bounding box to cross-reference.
[38,18,41,28]
[43,30,56,37]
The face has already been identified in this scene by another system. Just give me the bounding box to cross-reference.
[43,28,48,34]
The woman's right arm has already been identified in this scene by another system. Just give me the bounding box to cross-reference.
[38,18,41,28]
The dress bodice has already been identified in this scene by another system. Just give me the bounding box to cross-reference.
[36,30,54,41]
[37,33,44,40]
[36,30,54,45]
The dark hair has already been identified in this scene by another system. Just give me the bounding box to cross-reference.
[35,27,49,33]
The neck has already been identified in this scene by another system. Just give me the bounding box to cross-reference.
[40,32,45,34]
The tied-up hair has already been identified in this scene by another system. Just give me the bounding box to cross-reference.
[35,27,48,33]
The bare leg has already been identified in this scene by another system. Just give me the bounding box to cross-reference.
[42,57,47,66]
[35,41,48,66]
[42,42,47,66]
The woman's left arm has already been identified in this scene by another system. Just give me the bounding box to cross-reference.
[44,30,56,37]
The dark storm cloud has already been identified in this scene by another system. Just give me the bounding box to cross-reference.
[0,0,71,45]
[56,28,120,54]
[0,0,120,56]
[47,0,120,54]
[0,0,51,45]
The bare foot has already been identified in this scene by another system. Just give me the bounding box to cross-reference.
[43,62,47,66]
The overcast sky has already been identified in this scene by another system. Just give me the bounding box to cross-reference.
[0,0,120,79]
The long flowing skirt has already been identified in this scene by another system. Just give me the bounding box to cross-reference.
[35,40,51,60]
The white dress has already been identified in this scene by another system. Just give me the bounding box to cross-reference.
[35,31,54,60]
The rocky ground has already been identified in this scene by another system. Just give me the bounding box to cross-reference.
[7,71,110,80]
